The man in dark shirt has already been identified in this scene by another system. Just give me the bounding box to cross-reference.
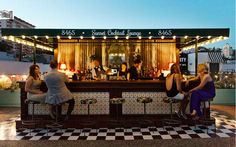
[129,59,142,80]
[91,57,106,80]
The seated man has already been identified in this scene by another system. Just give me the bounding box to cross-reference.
[44,60,75,120]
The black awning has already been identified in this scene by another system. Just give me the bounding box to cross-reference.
[0,28,230,38]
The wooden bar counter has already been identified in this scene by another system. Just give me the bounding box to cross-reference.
[17,80,191,128]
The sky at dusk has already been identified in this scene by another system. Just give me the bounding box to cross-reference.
[0,0,235,48]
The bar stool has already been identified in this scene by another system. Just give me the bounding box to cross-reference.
[46,104,63,129]
[198,98,215,133]
[22,100,40,134]
[80,98,97,129]
[109,98,125,129]
[136,97,154,127]
[162,97,182,129]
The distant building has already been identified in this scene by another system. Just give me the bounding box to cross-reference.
[0,11,53,63]
[0,10,35,29]
[222,43,234,60]
[186,44,235,77]
[0,11,35,61]
[223,43,230,58]
[0,16,35,29]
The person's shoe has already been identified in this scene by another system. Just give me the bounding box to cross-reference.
[175,111,181,118]
[192,115,200,121]
[190,110,197,116]
[24,99,29,104]
[49,112,55,120]
[64,115,69,121]
[180,112,188,120]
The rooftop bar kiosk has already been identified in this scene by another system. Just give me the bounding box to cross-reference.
[1,28,230,128]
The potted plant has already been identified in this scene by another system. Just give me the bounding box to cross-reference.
[213,73,235,105]
[0,75,20,107]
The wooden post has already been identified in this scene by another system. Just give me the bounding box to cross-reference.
[33,39,36,64]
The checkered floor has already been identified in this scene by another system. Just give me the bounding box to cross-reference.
[1,111,236,140]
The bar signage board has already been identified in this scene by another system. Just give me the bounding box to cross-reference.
[1,28,230,38]
[179,53,188,72]
[59,29,174,37]
[91,29,142,36]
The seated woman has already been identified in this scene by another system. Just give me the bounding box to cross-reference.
[166,63,189,119]
[25,64,46,103]
[117,62,128,80]
[187,64,215,120]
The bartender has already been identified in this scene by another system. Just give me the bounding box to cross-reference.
[128,59,142,80]
[91,57,106,80]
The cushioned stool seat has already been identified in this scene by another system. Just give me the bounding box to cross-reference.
[110,98,125,105]
[137,97,153,104]
[81,98,97,105]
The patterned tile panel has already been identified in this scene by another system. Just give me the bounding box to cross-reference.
[28,92,110,115]
[122,92,190,114]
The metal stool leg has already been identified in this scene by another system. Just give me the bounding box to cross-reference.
[165,101,172,133]
[32,103,35,120]
[170,100,173,119]
[88,104,90,117]
[46,105,63,129]
[162,98,181,133]
[116,104,119,120]
[141,102,154,128]
[55,105,59,123]
[144,102,146,116]
[22,102,39,131]
[87,103,97,131]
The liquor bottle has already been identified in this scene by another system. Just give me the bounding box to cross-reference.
[87,68,92,80]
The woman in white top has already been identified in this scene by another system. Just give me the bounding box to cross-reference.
[25,64,46,103]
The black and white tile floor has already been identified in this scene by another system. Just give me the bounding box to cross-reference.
[0,111,235,140]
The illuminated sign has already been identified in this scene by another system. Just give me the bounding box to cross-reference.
[91,29,142,36]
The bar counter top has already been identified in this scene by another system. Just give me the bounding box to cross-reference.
[19,79,166,92]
